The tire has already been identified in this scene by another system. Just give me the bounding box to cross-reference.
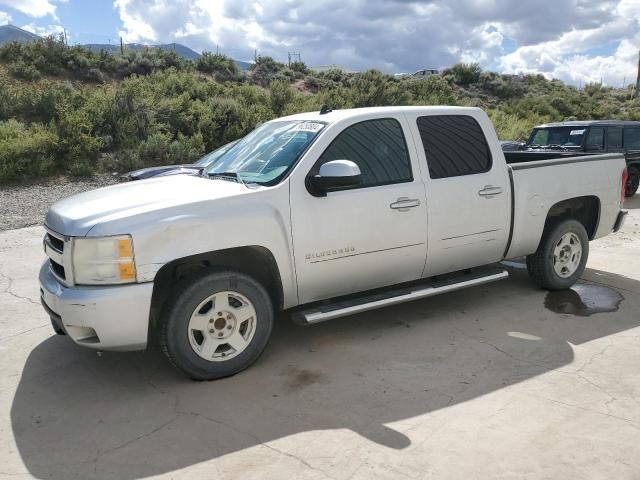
[625,167,639,197]
[50,317,65,335]
[159,270,274,380]
[526,219,589,290]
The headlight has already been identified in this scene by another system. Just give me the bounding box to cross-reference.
[72,235,136,285]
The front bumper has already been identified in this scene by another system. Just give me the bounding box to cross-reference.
[39,262,154,351]
[613,210,628,233]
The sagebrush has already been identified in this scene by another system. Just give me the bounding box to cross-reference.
[1,37,639,183]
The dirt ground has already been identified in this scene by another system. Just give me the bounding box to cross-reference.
[0,196,639,479]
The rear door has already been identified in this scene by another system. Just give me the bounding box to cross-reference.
[404,112,511,276]
[606,127,624,153]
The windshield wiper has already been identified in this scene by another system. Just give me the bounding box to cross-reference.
[206,171,247,187]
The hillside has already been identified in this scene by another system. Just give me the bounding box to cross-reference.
[0,25,40,45]
[0,38,638,184]
[84,42,201,60]
[0,25,250,65]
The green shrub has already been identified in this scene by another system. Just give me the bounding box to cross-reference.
[250,55,285,87]
[0,120,58,182]
[289,61,308,75]
[8,60,41,80]
[444,63,482,86]
[196,52,242,82]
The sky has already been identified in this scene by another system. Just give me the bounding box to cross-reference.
[0,0,638,87]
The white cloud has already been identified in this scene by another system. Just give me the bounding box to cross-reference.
[0,0,56,18]
[113,0,640,86]
[0,10,11,25]
[499,0,640,86]
[21,22,64,37]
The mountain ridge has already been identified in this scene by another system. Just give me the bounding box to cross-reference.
[0,25,252,69]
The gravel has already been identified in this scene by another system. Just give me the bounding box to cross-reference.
[0,175,122,231]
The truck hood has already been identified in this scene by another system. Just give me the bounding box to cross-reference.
[46,175,250,236]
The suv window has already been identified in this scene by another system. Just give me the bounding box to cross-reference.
[624,127,640,150]
[585,127,604,151]
[316,118,412,188]
[607,127,623,150]
[417,115,492,179]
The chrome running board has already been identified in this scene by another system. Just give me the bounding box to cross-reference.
[292,268,508,325]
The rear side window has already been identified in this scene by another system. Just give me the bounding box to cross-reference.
[316,118,412,188]
[417,115,492,179]
[585,127,604,151]
[607,127,623,150]
[624,127,640,150]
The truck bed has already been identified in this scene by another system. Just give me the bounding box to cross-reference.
[504,152,626,259]
[504,150,593,164]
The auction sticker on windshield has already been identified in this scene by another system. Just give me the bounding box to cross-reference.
[570,129,585,135]
[293,122,324,132]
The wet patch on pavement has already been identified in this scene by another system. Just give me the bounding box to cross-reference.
[544,282,624,317]
[281,367,329,391]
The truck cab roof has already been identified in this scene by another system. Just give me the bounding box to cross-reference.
[276,106,485,125]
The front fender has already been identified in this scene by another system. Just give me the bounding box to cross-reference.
[87,186,298,308]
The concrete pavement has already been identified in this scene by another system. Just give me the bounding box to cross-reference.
[1,197,640,479]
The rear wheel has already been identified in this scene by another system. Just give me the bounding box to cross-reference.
[526,219,589,290]
[625,167,639,197]
[160,270,274,380]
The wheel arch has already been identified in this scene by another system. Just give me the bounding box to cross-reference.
[149,246,284,329]
[543,195,601,241]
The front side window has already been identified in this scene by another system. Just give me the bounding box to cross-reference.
[528,127,586,147]
[315,118,412,188]
[624,127,640,150]
[607,127,623,150]
[205,120,325,185]
[417,115,492,179]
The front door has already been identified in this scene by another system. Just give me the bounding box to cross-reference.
[289,116,428,304]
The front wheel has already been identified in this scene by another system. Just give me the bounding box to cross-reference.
[625,167,639,197]
[160,270,274,380]
[526,219,589,290]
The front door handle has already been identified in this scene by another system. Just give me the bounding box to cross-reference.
[390,197,421,211]
[478,185,503,198]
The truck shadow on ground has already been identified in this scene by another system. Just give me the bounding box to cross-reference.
[10,266,640,479]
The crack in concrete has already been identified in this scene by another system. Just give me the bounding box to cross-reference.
[528,393,640,431]
[0,324,49,342]
[100,417,180,455]
[178,410,337,480]
[0,270,40,306]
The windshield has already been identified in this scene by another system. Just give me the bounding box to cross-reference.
[528,127,586,148]
[204,120,325,185]
[194,140,239,167]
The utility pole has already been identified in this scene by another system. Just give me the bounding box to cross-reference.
[287,52,301,66]
[635,50,640,99]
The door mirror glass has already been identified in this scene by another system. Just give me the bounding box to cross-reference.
[309,160,361,196]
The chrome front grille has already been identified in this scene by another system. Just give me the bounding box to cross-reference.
[46,233,64,253]
[44,228,73,285]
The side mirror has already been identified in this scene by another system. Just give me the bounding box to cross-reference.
[308,160,362,196]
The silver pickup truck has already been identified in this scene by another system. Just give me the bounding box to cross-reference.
[40,106,628,379]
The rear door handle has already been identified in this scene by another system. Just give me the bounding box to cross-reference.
[390,197,421,211]
[478,185,503,198]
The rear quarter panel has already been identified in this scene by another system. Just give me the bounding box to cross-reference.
[506,154,626,259]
